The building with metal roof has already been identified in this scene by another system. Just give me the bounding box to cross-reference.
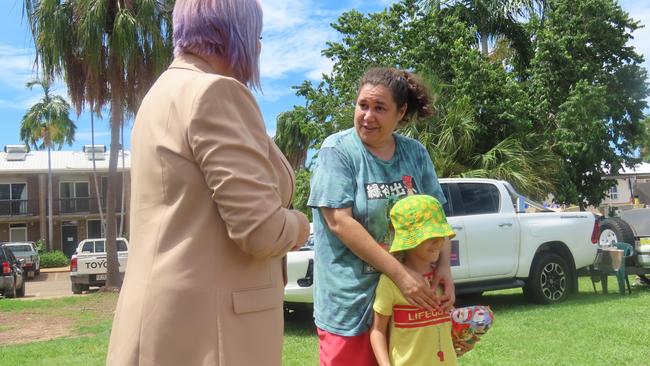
[0,145,130,257]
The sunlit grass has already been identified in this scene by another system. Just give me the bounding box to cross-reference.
[1,278,649,365]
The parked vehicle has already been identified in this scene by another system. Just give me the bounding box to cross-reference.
[0,243,26,298]
[284,225,314,306]
[285,178,600,306]
[69,238,129,294]
[598,208,650,280]
[4,242,40,278]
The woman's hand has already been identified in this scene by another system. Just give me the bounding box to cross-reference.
[393,266,439,311]
[290,210,311,251]
[429,237,456,310]
[429,266,455,310]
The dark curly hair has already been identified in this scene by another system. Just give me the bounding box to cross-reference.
[358,67,434,123]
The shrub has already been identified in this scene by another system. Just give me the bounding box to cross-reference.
[35,239,46,254]
[40,251,69,268]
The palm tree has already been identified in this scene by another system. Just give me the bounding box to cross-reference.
[421,0,541,67]
[399,77,557,200]
[23,0,174,289]
[274,108,316,170]
[20,78,77,251]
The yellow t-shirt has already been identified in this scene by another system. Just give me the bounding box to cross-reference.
[373,273,458,366]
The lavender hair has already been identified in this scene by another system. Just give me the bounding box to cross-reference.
[173,0,263,89]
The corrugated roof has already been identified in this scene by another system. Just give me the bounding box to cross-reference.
[619,162,650,175]
[0,150,130,173]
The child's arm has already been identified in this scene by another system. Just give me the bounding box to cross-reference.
[370,311,392,366]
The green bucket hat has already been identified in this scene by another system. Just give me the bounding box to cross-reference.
[389,195,456,253]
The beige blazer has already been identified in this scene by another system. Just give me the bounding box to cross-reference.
[107,54,309,366]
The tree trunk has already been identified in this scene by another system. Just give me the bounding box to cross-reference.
[480,34,489,55]
[90,112,105,236]
[38,174,47,246]
[104,56,123,290]
[47,146,53,251]
[119,122,125,237]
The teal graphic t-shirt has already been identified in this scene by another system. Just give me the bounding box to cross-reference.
[308,128,446,336]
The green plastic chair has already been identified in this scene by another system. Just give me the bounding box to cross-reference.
[598,242,634,295]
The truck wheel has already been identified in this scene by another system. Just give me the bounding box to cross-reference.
[71,283,86,295]
[600,218,635,246]
[525,253,572,304]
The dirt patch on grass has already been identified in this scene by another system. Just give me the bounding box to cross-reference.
[0,293,118,346]
[0,312,74,345]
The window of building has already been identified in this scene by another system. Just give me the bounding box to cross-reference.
[609,185,619,200]
[87,219,104,239]
[60,181,90,212]
[0,183,27,215]
[9,223,27,242]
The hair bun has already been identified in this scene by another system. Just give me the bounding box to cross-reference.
[358,67,433,123]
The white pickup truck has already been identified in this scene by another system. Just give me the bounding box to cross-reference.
[285,178,600,306]
[69,238,129,294]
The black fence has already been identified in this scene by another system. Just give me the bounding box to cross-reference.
[0,197,120,216]
[0,199,38,216]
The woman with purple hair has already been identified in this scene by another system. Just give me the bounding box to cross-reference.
[106,1,310,365]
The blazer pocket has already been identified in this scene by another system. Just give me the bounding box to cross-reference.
[232,286,281,314]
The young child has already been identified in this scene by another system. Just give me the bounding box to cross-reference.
[370,194,458,366]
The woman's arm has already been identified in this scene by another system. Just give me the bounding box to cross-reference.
[188,78,310,258]
[370,312,391,366]
[430,237,455,309]
[321,207,439,311]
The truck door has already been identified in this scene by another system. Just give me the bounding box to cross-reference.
[456,182,518,278]
[440,183,470,280]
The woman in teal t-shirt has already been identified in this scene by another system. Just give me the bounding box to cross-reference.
[308,67,455,365]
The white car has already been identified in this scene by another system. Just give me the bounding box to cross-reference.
[284,225,314,306]
[284,179,599,305]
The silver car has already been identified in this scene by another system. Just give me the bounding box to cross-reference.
[4,242,40,277]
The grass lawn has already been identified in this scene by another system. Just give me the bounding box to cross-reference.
[1,278,649,365]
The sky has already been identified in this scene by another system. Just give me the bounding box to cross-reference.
[0,0,648,153]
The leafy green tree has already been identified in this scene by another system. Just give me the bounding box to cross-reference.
[400,78,557,199]
[20,78,76,250]
[277,0,648,210]
[292,169,312,221]
[528,0,649,207]
[640,117,650,161]
[24,0,174,288]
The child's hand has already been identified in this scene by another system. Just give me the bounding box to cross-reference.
[453,335,479,357]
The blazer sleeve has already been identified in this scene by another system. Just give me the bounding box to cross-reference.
[187,77,307,258]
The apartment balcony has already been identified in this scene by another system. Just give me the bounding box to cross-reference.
[58,197,92,214]
[0,199,39,217]
[0,198,123,218]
